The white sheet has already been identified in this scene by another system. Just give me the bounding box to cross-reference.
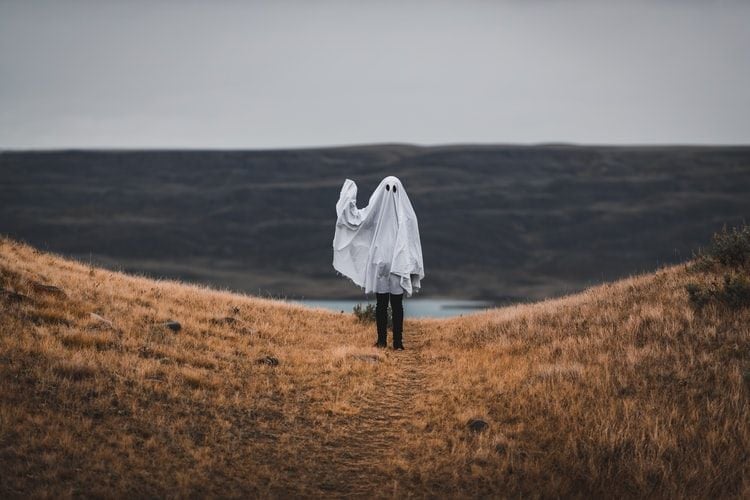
[333,176,424,296]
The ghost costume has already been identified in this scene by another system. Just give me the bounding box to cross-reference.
[333,176,424,296]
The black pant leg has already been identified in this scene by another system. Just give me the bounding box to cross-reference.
[375,293,389,346]
[390,293,404,347]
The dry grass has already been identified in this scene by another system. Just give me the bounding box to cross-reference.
[1,236,748,497]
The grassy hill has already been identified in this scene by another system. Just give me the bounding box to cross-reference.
[2,145,750,302]
[1,234,748,497]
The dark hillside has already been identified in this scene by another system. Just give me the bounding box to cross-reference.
[1,144,749,300]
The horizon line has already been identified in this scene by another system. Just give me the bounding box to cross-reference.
[3,140,750,154]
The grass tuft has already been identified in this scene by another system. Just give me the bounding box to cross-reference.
[353,302,392,328]
[59,332,116,350]
[687,224,750,310]
[692,224,750,271]
[53,361,98,380]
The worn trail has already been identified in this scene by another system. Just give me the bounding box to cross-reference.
[313,325,429,497]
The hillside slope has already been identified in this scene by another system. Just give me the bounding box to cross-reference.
[1,237,748,497]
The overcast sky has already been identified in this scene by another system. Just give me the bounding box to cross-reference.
[1,0,749,149]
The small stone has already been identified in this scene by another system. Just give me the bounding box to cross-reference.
[467,418,489,433]
[31,281,66,297]
[256,356,279,366]
[618,386,636,397]
[89,312,114,328]
[165,320,181,332]
[1,289,30,303]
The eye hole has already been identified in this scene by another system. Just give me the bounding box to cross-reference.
[393,185,397,193]
[385,184,390,191]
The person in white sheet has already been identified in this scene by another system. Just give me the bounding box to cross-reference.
[333,176,424,349]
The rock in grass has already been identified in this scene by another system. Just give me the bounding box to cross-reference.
[256,356,279,366]
[1,288,30,303]
[165,320,181,332]
[351,354,380,364]
[467,418,489,433]
[31,281,66,297]
[89,312,114,329]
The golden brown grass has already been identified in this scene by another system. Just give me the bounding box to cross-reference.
[1,236,748,498]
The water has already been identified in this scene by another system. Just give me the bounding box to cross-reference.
[294,298,493,318]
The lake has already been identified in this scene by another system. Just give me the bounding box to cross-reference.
[294,299,494,318]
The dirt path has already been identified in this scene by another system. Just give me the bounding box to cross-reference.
[313,324,428,497]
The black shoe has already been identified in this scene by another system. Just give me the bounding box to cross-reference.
[393,344,404,350]
[374,342,387,349]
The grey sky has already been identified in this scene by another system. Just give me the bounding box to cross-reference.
[1,0,749,148]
